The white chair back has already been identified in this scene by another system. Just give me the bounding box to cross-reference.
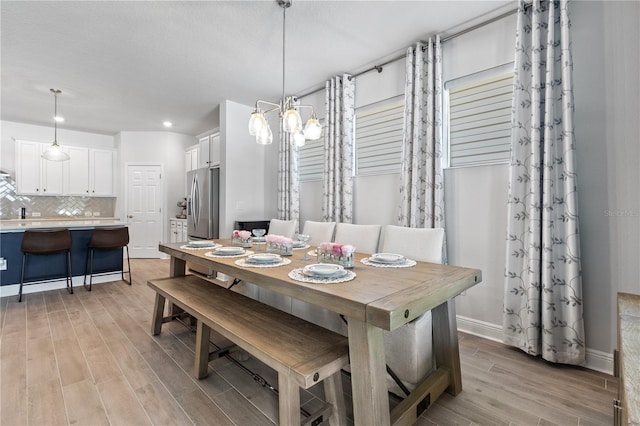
[268,219,297,239]
[301,220,336,246]
[380,225,444,263]
[333,223,381,255]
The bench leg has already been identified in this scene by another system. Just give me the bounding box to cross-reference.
[323,371,346,426]
[151,293,166,336]
[194,320,211,379]
[278,371,300,426]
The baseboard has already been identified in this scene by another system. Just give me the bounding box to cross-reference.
[0,273,123,298]
[456,315,613,375]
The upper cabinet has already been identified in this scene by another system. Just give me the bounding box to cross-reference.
[198,132,220,168]
[90,149,114,196]
[16,140,115,197]
[16,140,64,195]
[64,147,115,196]
[65,146,90,195]
[185,144,199,172]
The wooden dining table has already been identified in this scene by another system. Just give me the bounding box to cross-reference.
[158,241,482,426]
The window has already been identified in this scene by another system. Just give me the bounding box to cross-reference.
[355,96,404,176]
[446,64,514,167]
[298,120,326,182]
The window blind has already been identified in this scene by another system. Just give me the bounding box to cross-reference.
[298,121,326,182]
[448,72,514,167]
[355,101,404,176]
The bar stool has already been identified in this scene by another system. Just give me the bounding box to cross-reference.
[19,228,72,302]
[84,227,131,291]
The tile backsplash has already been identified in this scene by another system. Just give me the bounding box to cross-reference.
[0,176,115,219]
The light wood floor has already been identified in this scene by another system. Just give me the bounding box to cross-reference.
[1,258,616,425]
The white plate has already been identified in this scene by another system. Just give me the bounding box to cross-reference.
[303,263,345,277]
[189,240,216,247]
[214,247,245,255]
[247,253,281,263]
[370,253,406,264]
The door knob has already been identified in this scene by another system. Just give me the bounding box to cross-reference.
[127,215,133,219]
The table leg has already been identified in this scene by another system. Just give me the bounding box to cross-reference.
[432,298,462,395]
[169,256,186,317]
[347,317,390,425]
[170,256,186,277]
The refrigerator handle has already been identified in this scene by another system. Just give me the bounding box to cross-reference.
[193,174,200,228]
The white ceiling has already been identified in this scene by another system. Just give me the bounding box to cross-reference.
[1,0,514,137]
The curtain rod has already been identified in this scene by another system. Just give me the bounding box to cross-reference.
[298,7,518,100]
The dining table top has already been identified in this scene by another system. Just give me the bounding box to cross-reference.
[158,241,482,332]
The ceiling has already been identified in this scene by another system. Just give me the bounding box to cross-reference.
[1,0,514,137]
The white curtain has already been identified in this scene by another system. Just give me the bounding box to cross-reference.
[277,122,300,221]
[398,38,445,231]
[322,74,355,223]
[503,0,585,365]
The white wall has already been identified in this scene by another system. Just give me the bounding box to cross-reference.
[442,13,517,332]
[572,0,640,357]
[1,120,115,175]
[219,100,273,237]
[117,131,196,241]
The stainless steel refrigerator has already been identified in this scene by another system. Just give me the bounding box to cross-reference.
[187,167,219,240]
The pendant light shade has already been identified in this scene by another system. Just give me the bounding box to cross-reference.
[249,110,268,136]
[42,89,70,162]
[256,123,273,145]
[303,114,322,140]
[291,130,305,147]
[282,108,302,133]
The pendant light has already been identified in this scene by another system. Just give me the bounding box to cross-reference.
[41,88,70,162]
[248,0,322,147]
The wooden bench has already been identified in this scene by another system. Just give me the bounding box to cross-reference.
[148,275,349,426]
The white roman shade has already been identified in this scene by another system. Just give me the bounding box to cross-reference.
[355,99,404,176]
[448,72,514,167]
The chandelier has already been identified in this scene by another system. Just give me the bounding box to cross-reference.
[41,88,70,161]
[248,0,322,147]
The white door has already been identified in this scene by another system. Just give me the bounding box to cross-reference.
[126,164,163,258]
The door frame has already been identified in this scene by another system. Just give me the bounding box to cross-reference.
[124,162,165,258]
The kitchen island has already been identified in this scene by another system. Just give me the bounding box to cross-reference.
[0,218,127,297]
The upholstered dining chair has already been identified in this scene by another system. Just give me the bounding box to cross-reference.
[332,223,382,254]
[379,225,445,397]
[301,220,336,247]
[267,219,297,239]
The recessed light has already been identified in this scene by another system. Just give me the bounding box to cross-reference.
[163,121,173,128]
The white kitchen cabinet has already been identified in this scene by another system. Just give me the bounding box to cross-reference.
[90,149,114,196]
[185,145,199,172]
[15,140,64,195]
[65,146,90,195]
[170,218,188,242]
[63,147,114,196]
[198,133,220,168]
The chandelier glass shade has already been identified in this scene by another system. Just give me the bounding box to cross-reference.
[249,0,322,147]
[41,88,70,162]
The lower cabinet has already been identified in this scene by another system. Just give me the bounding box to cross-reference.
[170,219,188,243]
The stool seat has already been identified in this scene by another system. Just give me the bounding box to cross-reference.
[19,229,72,302]
[84,227,131,291]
